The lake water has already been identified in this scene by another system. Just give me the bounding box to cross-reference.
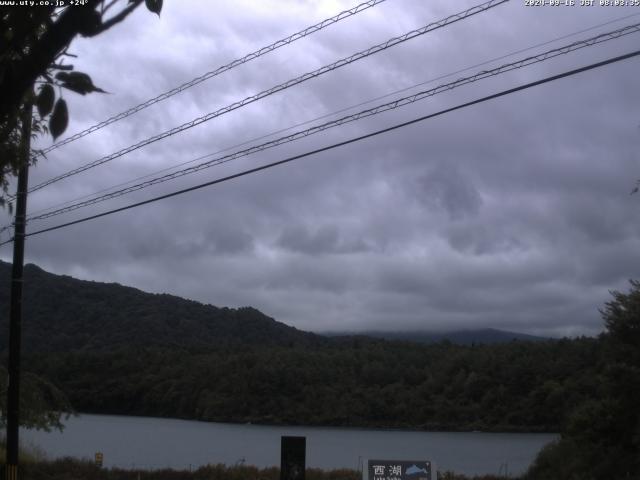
[21,414,556,477]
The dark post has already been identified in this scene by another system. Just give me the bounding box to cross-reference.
[280,436,306,480]
[5,99,32,480]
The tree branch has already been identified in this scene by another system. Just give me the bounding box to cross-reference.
[0,0,144,117]
[90,0,143,36]
[0,1,101,119]
[101,0,120,16]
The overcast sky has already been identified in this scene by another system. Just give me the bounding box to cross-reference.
[2,0,640,336]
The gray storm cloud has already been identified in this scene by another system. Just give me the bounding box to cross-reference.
[2,0,640,337]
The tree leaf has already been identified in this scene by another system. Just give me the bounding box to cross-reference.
[77,8,102,37]
[145,0,162,16]
[59,71,107,95]
[55,71,70,82]
[36,84,55,118]
[61,71,91,95]
[49,98,68,140]
[52,64,74,71]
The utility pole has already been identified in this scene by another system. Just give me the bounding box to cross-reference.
[5,98,32,480]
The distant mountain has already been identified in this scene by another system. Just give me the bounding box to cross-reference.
[323,328,549,345]
[0,260,548,355]
[0,262,601,434]
[0,260,323,353]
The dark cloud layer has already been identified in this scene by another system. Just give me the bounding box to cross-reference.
[2,0,640,337]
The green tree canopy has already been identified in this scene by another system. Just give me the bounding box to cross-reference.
[0,365,72,431]
[0,0,162,207]
[526,280,640,480]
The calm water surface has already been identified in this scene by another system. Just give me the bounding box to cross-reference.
[21,414,556,476]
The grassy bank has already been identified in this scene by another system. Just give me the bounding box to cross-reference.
[0,458,511,480]
[0,440,46,465]
[0,438,508,480]
[14,459,358,480]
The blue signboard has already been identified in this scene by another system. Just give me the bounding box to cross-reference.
[368,460,431,480]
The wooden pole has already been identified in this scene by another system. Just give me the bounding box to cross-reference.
[5,98,32,480]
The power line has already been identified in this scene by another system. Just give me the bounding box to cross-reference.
[1,48,635,246]
[24,11,640,221]
[1,0,388,181]
[34,0,390,157]
[22,22,640,224]
[26,0,509,195]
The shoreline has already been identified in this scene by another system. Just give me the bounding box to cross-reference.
[63,411,559,436]
[20,414,555,476]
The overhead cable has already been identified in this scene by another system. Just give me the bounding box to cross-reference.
[26,0,509,195]
[35,0,390,156]
[22,22,640,223]
[24,11,640,220]
[0,48,635,246]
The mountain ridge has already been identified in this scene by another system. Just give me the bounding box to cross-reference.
[322,328,549,345]
[1,260,550,351]
[0,260,602,435]
[0,260,323,352]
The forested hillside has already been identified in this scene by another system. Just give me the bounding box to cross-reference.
[326,329,548,345]
[1,260,603,434]
[25,338,600,432]
[0,261,322,352]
